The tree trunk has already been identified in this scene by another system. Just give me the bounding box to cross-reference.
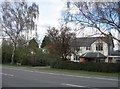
[11,43,16,64]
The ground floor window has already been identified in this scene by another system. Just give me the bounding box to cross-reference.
[116,60,120,63]
[115,57,120,63]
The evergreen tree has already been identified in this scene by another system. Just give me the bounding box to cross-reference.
[41,36,51,48]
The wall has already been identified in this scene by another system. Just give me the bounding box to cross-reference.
[91,39,108,56]
[70,39,109,62]
[78,47,90,56]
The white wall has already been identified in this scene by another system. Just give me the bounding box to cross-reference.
[71,39,109,62]
[78,47,91,56]
[91,39,108,56]
[77,39,109,56]
[71,54,74,61]
[70,53,79,62]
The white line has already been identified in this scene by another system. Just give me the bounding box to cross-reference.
[0,73,14,77]
[3,67,118,81]
[62,83,86,87]
[92,77,118,81]
[62,83,99,89]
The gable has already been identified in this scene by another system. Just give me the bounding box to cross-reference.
[92,38,106,45]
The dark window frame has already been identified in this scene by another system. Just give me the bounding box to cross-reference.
[86,47,91,50]
[96,43,103,51]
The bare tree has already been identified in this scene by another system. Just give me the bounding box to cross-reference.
[62,1,120,43]
[46,26,76,60]
[0,1,39,64]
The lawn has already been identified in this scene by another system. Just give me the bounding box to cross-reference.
[2,63,119,78]
[30,67,119,78]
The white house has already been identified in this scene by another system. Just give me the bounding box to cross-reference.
[70,36,116,63]
[108,50,120,63]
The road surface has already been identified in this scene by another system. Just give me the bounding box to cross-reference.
[1,66,119,88]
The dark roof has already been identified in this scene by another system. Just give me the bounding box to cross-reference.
[71,36,114,47]
[80,52,107,58]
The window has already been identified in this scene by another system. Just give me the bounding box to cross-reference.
[96,43,103,51]
[86,47,90,50]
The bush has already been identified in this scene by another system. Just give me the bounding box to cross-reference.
[50,60,120,73]
[2,42,57,66]
[2,44,13,63]
[21,54,57,67]
[2,52,12,63]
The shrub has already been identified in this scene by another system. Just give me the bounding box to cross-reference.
[2,52,12,63]
[50,60,120,73]
[21,54,57,67]
[2,44,13,63]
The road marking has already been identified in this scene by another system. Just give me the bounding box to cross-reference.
[61,83,86,87]
[3,67,118,81]
[62,83,99,89]
[0,73,14,77]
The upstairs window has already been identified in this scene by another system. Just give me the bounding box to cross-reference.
[86,47,90,50]
[96,43,103,51]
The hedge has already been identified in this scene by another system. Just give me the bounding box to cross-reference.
[21,55,47,66]
[50,60,120,73]
[2,52,12,63]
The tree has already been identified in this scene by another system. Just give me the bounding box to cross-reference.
[0,1,39,64]
[15,38,28,64]
[15,45,28,64]
[62,1,120,43]
[28,38,39,53]
[2,39,13,63]
[46,26,76,60]
[41,36,51,48]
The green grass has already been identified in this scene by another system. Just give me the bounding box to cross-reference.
[29,67,119,78]
[2,64,119,78]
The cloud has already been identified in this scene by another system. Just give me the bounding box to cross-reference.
[1,0,65,42]
[37,0,64,27]
[34,0,65,41]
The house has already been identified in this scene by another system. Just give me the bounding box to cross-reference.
[108,50,120,63]
[42,47,49,54]
[70,36,114,63]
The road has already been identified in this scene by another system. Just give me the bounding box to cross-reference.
[1,66,119,88]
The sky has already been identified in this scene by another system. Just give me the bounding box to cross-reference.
[27,0,65,43]
[0,0,65,41]
[0,0,119,50]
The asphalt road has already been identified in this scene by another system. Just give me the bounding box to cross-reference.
[1,66,119,88]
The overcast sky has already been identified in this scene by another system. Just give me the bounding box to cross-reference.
[0,0,119,50]
[27,0,65,42]
[0,0,65,41]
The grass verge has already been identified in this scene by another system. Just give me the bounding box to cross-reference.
[2,64,119,78]
[30,67,119,78]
